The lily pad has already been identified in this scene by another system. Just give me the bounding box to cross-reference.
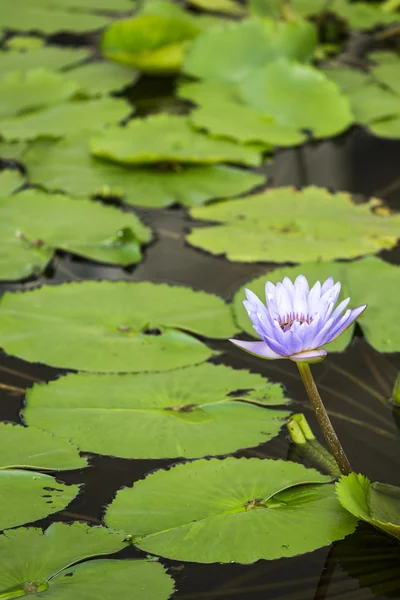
[24,138,264,207]
[46,0,136,10]
[0,0,113,33]
[0,47,90,77]
[337,473,400,539]
[238,58,353,139]
[0,189,151,280]
[183,18,317,83]
[368,117,400,139]
[24,364,289,459]
[348,84,400,125]
[0,169,25,195]
[65,61,139,97]
[187,186,400,263]
[105,457,357,563]
[0,141,27,160]
[0,422,86,470]
[0,471,80,531]
[371,57,400,96]
[0,97,132,141]
[0,69,78,119]
[90,114,262,166]
[102,14,200,74]
[333,0,400,29]
[0,281,236,371]
[232,256,400,353]
[187,0,245,15]
[180,80,306,147]
[5,35,45,51]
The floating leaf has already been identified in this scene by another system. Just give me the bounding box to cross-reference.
[0,169,24,195]
[105,458,356,563]
[180,80,306,147]
[0,141,27,161]
[0,47,90,77]
[24,138,264,207]
[0,97,132,141]
[0,189,151,280]
[0,471,79,531]
[187,186,400,263]
[0,422,86,470]
[183,18,317,82]
[187,0,245,15]
[0,281,236,371]
[24,364,289,459]
[5,35,45,51]
[90,114,262,166]
[66,61,139,97]
[337,473,400,539]
[0,0,113,33]
[46,0,136,10]
[232,257,400,353]
[368,117,400,139]
[0,69,78,119]
[102,14,200,74]
[239,58,353,138]
[348,84,400,125]
[333,0,400,29]
[322,65,370,93]
[371,57,400,96]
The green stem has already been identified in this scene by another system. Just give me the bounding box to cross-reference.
[296,362,352,476]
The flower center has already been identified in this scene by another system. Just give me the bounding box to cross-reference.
[279,313,313,332]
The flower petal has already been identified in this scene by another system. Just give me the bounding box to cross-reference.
[290,348,327,363]
[323,304,367,345]
[321,277,335,294]
[276,282,293,318]
[229,339,283,359]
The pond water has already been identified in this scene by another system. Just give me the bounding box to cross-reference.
[1,2,400,599]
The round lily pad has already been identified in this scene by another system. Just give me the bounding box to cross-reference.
[0,47,90,77]
[187,186,400,263]
[65,61,139,97]
[90,114,262,167]
[0,281,236,371]
[0,169,25,195]
[24,364,289,459]
[24,138,264,207]
[105,457,357,563]
[0,189,151,280]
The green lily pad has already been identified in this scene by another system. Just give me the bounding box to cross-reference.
[24,364,289,459]
[0,141,27,161]
[0,189,151,280]
[0,47,90,77]
[0,281,236,371]
[322,66,370,93]
[183,18,317,83]
[238,58,353,139]
[0,523,173,600]
[105,457,357,563]
[0,0,113,33]
[371,57,400,96]
[0,97,132,141]
[24,138,264,207]
[337,473,400,539]
[333,0,400,29]
[348,84,400,125]
[101,14,200,74]
[187,186,400,264]
[187,0,245,15]
[368,116,400,139]
[0,422,86,470]
[0,69,78,119]
[5,35,45,51]
[90,114,262,166]
[66,61,139,97]
[232,256,400,353]
[180,80,306,147]
[46,0,136,10]
[0,169,25,195]
[0,471,80,531]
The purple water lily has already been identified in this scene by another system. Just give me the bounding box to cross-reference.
[230,275,367,363]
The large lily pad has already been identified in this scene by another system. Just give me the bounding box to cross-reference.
[371,56,400,96]
[24,364,289,459]
[0,97,132,141]
[90,114,262,166]
[24,138,264,207]
[0,189,151,280]
[0,69,78,119]
[183,18,317,82]
[105,457,357,563]
[232,257,400,353]
[0,47,89,77]
[238,59,353,138]
[337,473,400,540]
[0,422,86,470]
[65,61,139,97]
[0,281,237,371]
[0,169,25,195]
[187,186,400,263]
[101,14,200,74]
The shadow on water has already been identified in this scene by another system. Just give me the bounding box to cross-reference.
[1,41,400,600]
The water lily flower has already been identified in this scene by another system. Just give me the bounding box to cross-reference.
[230,275,367,363]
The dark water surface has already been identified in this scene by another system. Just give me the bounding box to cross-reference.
[1,25,400,599]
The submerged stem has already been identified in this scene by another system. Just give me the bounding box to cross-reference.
[296,362,352,476]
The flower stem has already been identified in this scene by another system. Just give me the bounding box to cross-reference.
[296,362,352,475]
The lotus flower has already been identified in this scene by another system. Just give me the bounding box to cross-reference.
[230,275,367,363]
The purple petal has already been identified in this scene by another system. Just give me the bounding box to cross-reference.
[265,281,277,304]
[282,276,294,298]
[229,339,283,360]
[307,281,322,314]
[317,282,341,321]
[276,283,293,317]
[328,297,350,321]
[321,277,335,294]
[244,288,266,312]
[323,304,367,345]
[290,348,327,363]
[294,274,310,297]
